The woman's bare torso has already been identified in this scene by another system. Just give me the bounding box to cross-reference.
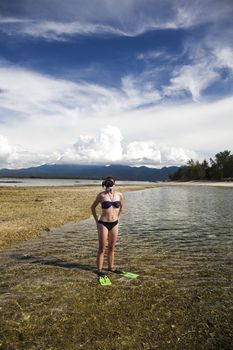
[99,190,121,222]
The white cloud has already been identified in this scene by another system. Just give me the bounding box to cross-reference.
[163,41,233,101]
[164,62,219,101]
[123,140,198,166]
[60,125,123,163]
[1,63,125,115]
[136,50,169,62]
[121,75,161,106]
[0,60,233,169]
[124,141,161,164]
[0,17,181,41]
[0,126,199,168]
[0,135,61,169]
[66,128,198,167]
[161,146,197,165]
[17,20,128,40]
[0,61,161,131]
[1,0,232,40]
[215,47,233,71]
[0,17,30,24]
[0,135,13,166]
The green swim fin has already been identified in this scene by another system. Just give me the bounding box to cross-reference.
[108,269,139,279]
[120,271,139,279]
[98,275,112,286]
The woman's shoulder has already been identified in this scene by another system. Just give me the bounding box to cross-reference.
[115,190,123,198]
[97,191,106,199]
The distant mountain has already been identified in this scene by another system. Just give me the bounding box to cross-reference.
[0,164,179,181]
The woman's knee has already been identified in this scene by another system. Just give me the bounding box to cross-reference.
[108,244,115,253]
[98,245,106,254]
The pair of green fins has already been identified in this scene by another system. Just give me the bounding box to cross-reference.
[98,270,139,286]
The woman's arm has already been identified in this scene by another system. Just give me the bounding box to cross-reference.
[118,192,125,219]
[90,194,101,223]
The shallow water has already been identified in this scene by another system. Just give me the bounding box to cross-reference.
[122,186,233,255]
[0,177,153,187]
[119,186,233,286]
[0,186,233,349]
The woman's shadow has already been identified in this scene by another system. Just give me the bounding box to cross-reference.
[11,253,97,275]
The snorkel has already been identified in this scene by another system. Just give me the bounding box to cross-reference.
[106,186,113,193]
[102,177,115,193]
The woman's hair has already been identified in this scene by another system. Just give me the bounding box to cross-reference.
[106,176,115,183]
[102,176,116,188]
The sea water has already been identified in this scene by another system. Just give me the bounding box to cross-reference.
[116,186,233,288]
[0,177,153,187]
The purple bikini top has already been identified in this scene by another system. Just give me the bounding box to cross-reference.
[101,200,121,209]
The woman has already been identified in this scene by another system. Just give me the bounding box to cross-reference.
[91,176,124,278]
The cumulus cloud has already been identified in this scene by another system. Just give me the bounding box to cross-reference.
[0,126,199,169]
[0,134,61,169]
[161,146,197,165]
[67,126,198,166]
[123,141,197,166]
[125,141,197,166]
[124,141,161,164]
[60,126,123,164]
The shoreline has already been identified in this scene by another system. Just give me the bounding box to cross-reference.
[1,179,233,188]
[160,180,233,188]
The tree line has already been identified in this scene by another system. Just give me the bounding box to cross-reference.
[169,150,233,181]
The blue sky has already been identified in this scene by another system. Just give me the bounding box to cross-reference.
[0,0,233,168]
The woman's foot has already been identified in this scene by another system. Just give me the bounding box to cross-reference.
[97,271,105,277]
[108,268,122,274]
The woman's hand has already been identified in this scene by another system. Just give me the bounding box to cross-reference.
[91,194,101,223]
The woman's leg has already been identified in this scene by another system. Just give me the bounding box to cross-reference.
[108,223,119,271]
[97,223,108,273]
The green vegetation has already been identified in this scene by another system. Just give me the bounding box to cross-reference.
[170,150,233,181]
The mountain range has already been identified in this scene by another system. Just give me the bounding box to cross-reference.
[0,164,178,181]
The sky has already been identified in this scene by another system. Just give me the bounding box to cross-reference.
[0,0,233,169]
